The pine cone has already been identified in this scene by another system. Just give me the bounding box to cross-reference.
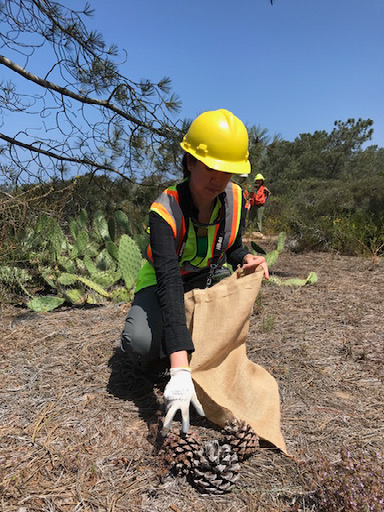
[191,440,240,495]
[222,417,259,461]
[158,431,203,476]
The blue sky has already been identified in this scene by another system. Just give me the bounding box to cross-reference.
[86,0,384,147]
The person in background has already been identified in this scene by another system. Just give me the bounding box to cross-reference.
[120,109,269,434]
[235,173,252,231]
[249,173,271,233]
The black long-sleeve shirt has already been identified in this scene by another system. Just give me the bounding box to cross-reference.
[149,196,249,357]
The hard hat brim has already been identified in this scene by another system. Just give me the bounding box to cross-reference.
[180,142,250,175]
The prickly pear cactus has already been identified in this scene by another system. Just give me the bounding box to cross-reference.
[57,273,77,286]
[58,256,77,274]
[90,270,122,288]
[106,241,119,261]
[35,214,68,262]
[0,266,33,285]
[118,234,143,291]
[0,265,33,296]
[267,271,318,287]
[250,232,317,287]
[95,248,116,272]
[276,231,286,253]
[69,209,88,241]
[251,231,286,269]
[280,271,318,287]
[10,209,145,311]
[64,288,84,305]
[108,217,116,242]
[83,255,98,275]
[114,209,131,236]
[265,249,279,268]
[27,296,65,312]
[110,287,131,303]
[76,276,110,297]
[93,210,111,243]
[70,231,89,259]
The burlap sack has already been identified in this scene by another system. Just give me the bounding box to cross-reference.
[185,268,287,454]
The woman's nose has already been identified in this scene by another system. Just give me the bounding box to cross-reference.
[210,169,227,183]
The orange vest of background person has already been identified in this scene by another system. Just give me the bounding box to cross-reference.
[242,184,252,210]
[250,185,267,207]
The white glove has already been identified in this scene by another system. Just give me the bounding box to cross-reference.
[162,368,205,434]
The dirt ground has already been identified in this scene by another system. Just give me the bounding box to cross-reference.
[1,250,383,511]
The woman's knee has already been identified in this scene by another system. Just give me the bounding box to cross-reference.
[121,310,153,357]
[120,287,163,361]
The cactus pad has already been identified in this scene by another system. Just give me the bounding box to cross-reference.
[118,234,142,291]
[27,296,65,312]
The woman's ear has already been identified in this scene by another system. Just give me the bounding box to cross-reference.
[186,153,195,172]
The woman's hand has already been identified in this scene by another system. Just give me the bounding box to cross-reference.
[162,350,205,435]
[162,368,205,435]
[242,253,269,280]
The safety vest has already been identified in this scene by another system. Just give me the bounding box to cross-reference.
[250,185,266,206]
[135,180,243,293]
[243,185,251,210]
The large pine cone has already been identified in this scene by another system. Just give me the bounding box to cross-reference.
[222,417,259,461]
[158,431,203,476]
[191,440,240,495]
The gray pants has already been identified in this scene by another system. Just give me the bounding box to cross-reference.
[121,286,167,367]
[249,205,265,232]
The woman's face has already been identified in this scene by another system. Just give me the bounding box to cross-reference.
[188,157,232,203]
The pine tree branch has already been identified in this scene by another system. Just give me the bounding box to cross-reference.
[0,55,170,137]
[0,131,133,181]
[33,0,100,57]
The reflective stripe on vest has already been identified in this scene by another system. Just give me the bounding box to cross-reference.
[145,184,187,261]
[145,181,243,274]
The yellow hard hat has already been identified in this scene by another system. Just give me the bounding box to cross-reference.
[180,109,250,175]
[254,173,265,181]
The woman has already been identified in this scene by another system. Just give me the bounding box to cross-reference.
[121,109,269,434]
[249,173,271,232]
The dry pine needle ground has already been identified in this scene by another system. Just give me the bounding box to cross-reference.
[0,251,383,511]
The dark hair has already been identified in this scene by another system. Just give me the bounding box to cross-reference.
[181,153,197,178]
